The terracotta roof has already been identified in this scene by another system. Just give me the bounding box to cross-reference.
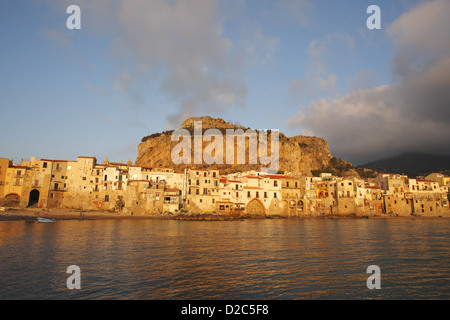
[41,159,70,162]
[263,175,295,180]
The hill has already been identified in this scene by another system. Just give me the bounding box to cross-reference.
[136,116,360,177]
[357,153,450,178]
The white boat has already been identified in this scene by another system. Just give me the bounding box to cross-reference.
[37,217,55,223]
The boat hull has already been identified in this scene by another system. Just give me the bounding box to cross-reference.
[37,217,55,223]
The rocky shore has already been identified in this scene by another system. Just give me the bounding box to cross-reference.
[0,207,448,222]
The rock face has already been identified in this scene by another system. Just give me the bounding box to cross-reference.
[136,116,334,176]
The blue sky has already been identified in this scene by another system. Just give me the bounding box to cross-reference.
[1,0,449,166]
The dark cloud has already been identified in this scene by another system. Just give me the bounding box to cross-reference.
[289,0,450,165]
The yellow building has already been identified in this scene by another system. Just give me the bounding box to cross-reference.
[0,158,11,200]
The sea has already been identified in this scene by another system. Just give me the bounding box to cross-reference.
[0,217,449,300]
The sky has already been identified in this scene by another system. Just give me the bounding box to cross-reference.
[1,0,449,166]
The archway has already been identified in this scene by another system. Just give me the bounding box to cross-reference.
[297,200,304,213]
[282,200,289,214]
[246,198,265,215]
[2,193,20,207]
[28,189,40,207]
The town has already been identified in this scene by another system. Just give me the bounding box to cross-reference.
[0,156,449,218]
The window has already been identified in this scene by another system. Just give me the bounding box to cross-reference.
[196,189,199,195]
[256,192,259,198]
[274,192,277,198]
[236,192,239,198]
[43,162,47,168]
[247,191,251,198]
[286,182,289,188]
[104,195,109,202]
[274,181,278,187]
[264,192,267,199]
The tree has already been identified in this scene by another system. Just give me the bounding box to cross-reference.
[114,196,125,211]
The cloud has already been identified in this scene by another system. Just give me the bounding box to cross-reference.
[288,0,450,164]
[113,73,133,93]
[85,81,108,95]
[349,70,379,92]
[317,74,337,92]
[289,33,353,101]
[41,28,73,46]
[243,28,279,67]
[277,0,314,26]
[43,0,248,129]
[114,0,249,128]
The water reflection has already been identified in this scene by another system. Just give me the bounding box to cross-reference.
[0,218,449,299]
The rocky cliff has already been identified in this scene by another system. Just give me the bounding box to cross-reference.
[136,116,355,176]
